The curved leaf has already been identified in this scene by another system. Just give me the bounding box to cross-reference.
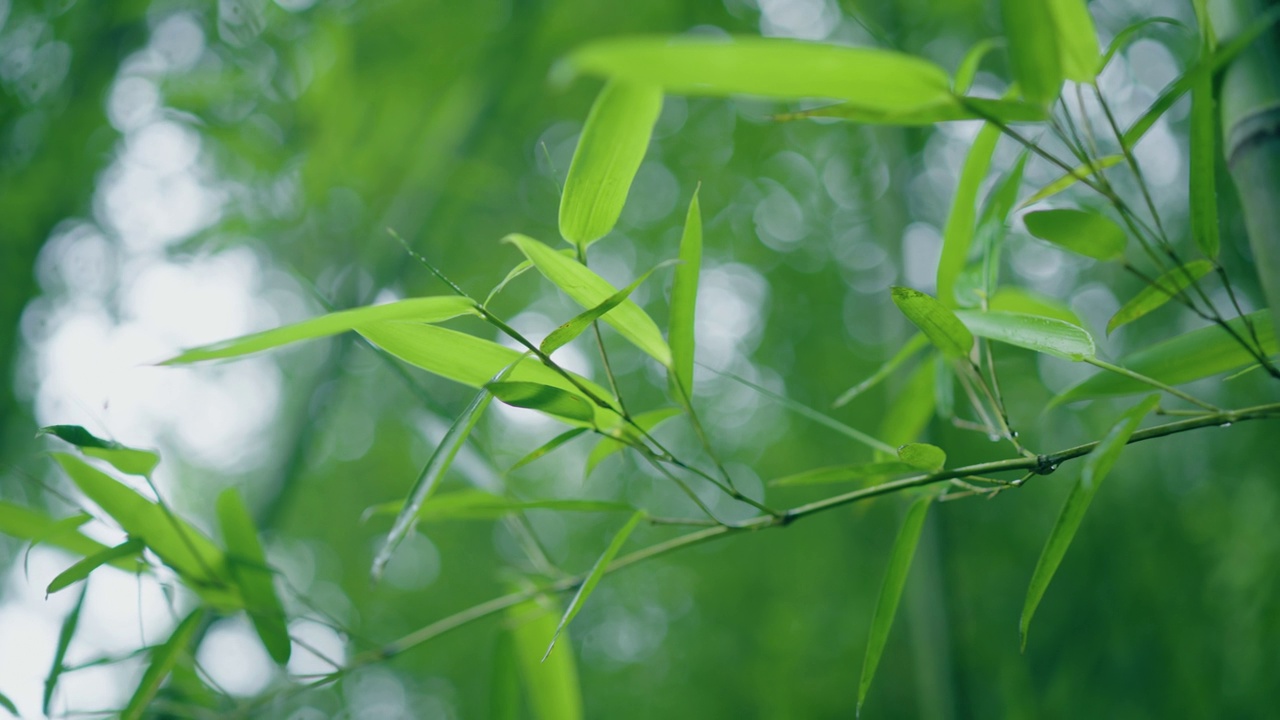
[1099,17,1188,74]
[559,81,662,246]
[1107,260,1215,335]
[891,287,973,360]
[488,382,596,424]
[0,502,113,560]
[953,38,1002,95]
[897,443,946,471]
[1189,70,1220,259]
[541,261,676,355]
[217,489,291,664]
[669,189,702,401]
[122,609,204,720]
[510,428,589,472]
[787,97,1047,125]
[938,122,1001,305]
[544,511,645,660]
[46,538,144,595]
[38,425,159,477]
[586,407,682,476]
[1019,155,1124,209]
[1024,209,1126,261]
[954,310,1095,361]
[1001,0,1063,105]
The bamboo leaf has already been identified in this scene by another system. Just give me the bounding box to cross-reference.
[897,443,946,471]
[1099,17,1188,73]
[786,97,1047,125]
[953,38,1002,95]
[366,491,634,523]
[510,428,589,471]
[162,296,478,364]
[43,585,87,715]
[122,609,204,720]
[877,358,938,456]
[1055,310,1277,403]
[46,538,144,596]
[1107,260,1215,335]
[488,382,597,424]
[544,511,645,660]
[217,489,291,664]
[1020,395,1158,650]
[833,334,930,408]
[1019,155,1124,209]
[954,310,1096,361]
[938,122,1000,305]
[38,425,159,477]
[1001,0,1063,105]
[559,81,662,246]
[1023,209,1126,261]
[1189,69,1220,259]
[987,287,1084,326]
[890,287,974,360]
[505,234,672,366]
[0,502,113,560]
[541,261,676,355]
[669,189,702,401]
[1046,0,1100,82]
[769,462,917,487]
[566,36,954,113]
[507,596,583,720]
[858,494,933,715]
[586,408,682,476]
[0,690,16,716]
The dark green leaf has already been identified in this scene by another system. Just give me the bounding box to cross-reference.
[38,425,160,477]
[787,97,1047,125]
[491,630,522,720]
[1189,69,1220,259]
[507,596,583,719]
[769,462,917,487]
[938,122,1000,305]
[1020,395,1158,650]
[122,609,204,720]
[44,585,87,715]
[669,189,702,401]
[1107,260,1215,335]
[544,511,645,660]
[955,310,1096,361]
[586,408,682,476]
[1001,0,1063,105]
[897,443,946,471]
[541,261,676,355]
[833,333,929,408]
[890,287,974,360]
[510,428,590,472]
[46,538,144,595]
[858,494,933,715]
[1019,155,1124,209]
[877,358,938,456]
[217,489,291,665]
[1023,209,1126,261]
[488,382,597,424]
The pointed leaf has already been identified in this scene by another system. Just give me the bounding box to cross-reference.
[488,382,597,424]
[987,287,1084,326]
[162,296,477,364]
[1100,17,1187,72]
[491,630,522,720]
[507,596,583,720]
[1020,395,1158,650]
[1107,260,1215,335]
[1001,0,1063,105]
[1189,69,1220,259]
[1019,155,1124,209]
[1056,310,1277,402]
[122,609,204,720]
[769,462,917,487]
[858,494,933,714]
[44,585,87,715]
[217,489,291,664]
[890,287,974,360]
[1047,0,1100,82]
[833,334,930,408]
[46,538,144,595]
[559,81,662,246]
[38,425,159,477]
[544,511,645,660]
[510,428,589,472]
[505,234,672,366]
[1024,209,1126,261]
[953,38,1002,95]
[669,189,702,401]
[0,502,113,560]
[586,408,682,476]
[938,122,1000,305]
[897,443,946,471]
[566,36,953,112]
[955,310,1095,361]
[541,261,676,355]
[365,491,634,523]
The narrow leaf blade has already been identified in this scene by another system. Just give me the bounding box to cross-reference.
[1019,155,1124,208]
[38,425,160,477]
[122,608,204,720]
[544,511,645,660]
[1107,260,1215,335]
[1002,0,1064,105]
[541,261,674,355]
[44,586,88,715]
[669,189,702,401]
[217,489,291,664]
[46,538,144,595]
[954,310,1096,361]
[833,334,929,408]
[586,408,682,476]
[938,122,1000,305]
[488,381,596,424]
[769,462,917,487]
[1047,0,1100,82]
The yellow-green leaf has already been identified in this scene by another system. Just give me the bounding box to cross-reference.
[955,310,1096,361]
[953,39,1003,95]
[510,428,589,472]
[506,596,583,720]
[217,489,291,664]
[586,408,682,476]
[891,287,974,360]
[541,261,675,356]
[938,122,1000,305]
[122,609,204,720]
[833,334,930,408]
[488,381,596,424]
[0,502,114,560]
[669,189,702,401]
[769,462,917,487]
[1024,209,1126,261]
[46,538,144,595]
[987,287,1084,326]
[897,443,946,471]
[1019,155,1123,209]
[1107,260,1215,335]
[544,511,644,660]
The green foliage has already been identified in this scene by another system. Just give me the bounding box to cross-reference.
[216,489,292,664]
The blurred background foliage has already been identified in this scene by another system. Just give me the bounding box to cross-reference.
[1,0,1278,717]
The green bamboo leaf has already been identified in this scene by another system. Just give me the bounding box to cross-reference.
[1046,0,1100,82]
[877,357,938,457]
[897,443,946,471]
[586,408,682,476]
[372,373,503,582]
[541,261,676,356]
[162,296,477,364]
[507,596,583,720]
[566,36,954,113]
[954,310,1095,361]
[953,38,1002,95]
[1018,155,1124,209]
[1023,209,1126,261]
[485,251,579,308]
[1055,310,1276,403]
[938,122,1000,305]
[769,462,917,487]
[488,382,597,424]
[44,585,87,715]
[510,428,589,472]
[38,425,159,477]
[1189,69,1220,259]
[365,491,634,523]
[1099,17,1188,73]
[858,494,933,715]
[0,502,113,561]
[987,288,1084,326]
[1107,260,1215,335]
[785,97,1047,125]
[1001,0,1063,105]
[122,608,204,720]
[505,234,672,366]
[51,454,227,588]
[1020,395,1158,650]
[544,511,645,660]
[669,189,702,401]
[217,489,291,664]
[890,287,974,360]
[0,689,17,716]
[559,81,662,246]
[46,538,144,595]
[833,334,930,408]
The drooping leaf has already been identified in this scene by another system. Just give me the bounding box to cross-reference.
[216,489,291,665]
[44,585,87,715]
[37,425,160,477]
[938,122,1000,305]
[485,250,579,307]
[877,358,938,457]
[1099,17,1187,72]
[488,382,597,424]
[566,36,954,113]
[897,443,946,471]
[541,261,675,355]
[1189,69,1220,259]
[972,150,1030,300]
[1001,0,1063,105]
[669,189,702,402]
[769,462,917,487]
[559,81,662,246]
[953,38,1002,95]
[586,408,682,476]
[365,491,634,523]
[505,234,672,366]
[833,334,930,408]
[507,596,583,720]
[858,494,933,715]
[1055,310,1277,403]
[1019,155,1124,209]
[987,287,1084,326]
[162,296,478,364]
[954,310,1096,361]
[544,511,645,660]
[1107,260,1215,335]
[890,287,974,360]
[46,538,144,595]
[1046,0,1100,82]
[1020,395,1159,650]
[1023,209,1126,261]
[0,502,113,560]
[122,609,204,720]
[510,428,589,472]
